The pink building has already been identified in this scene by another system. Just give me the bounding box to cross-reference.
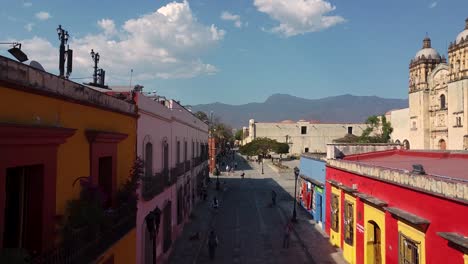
[134,93,209,264]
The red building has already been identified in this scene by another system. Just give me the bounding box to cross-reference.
[325,149,468,264]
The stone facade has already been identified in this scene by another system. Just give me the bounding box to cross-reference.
[388,18,468,150]
[244,119,366,155]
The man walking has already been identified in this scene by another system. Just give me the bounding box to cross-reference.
[208,230,219,260]
[271,190,277,206]
[283,220,292,248]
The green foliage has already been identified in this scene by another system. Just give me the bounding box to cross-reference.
[239,138,289,157]
[234,129,244,141]
[195,111,209,122]
[0,249,30,264]
[359,115,394,143]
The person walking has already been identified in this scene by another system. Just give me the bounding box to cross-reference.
[283,221,292,248]
[208,230,219,260]
[271,190,277,206]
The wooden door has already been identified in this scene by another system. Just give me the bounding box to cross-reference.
[374,225,381,264]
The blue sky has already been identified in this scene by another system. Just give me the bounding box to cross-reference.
[1,0,467,105]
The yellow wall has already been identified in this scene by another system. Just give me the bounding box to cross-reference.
[343,194,356,264]
[464,254,467,264]
[97,228,136,264]
[364,204,386,264]
[330,186,341,247]
[397,221,426,264]
[0,86,136,215]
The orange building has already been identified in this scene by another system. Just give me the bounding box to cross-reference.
[0,56,137,263]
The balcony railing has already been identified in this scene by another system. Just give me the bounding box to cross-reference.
[184,160,191,172]
[141,173,164,201]
[30,205,135,264]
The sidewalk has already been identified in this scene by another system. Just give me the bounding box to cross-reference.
[168,177,222,264]
[276,200,347,264]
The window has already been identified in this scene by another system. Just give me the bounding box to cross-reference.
[192,141,195,158]
[403,140,410,150]
[301,126,307,134]
[399,233,420,264]
[344,201,354,245]
[163,141,169,171]
[347,126,353,134]
[304,147,309,153]
[440,94,446,109]
[176,140,180,164]
[331,194,339,232]
[184,141,187,161]
[98,156,113,208]
[145,142,153,177]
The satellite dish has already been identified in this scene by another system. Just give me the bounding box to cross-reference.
[30,60,45,71]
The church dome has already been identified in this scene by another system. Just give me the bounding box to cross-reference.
[414,37,441,60]
[455,18,468,44]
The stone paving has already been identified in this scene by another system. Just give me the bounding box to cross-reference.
[169,154,346,264]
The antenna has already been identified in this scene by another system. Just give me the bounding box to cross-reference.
[66,48,73,78]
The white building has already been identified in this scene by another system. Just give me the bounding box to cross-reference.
[388,18,468,150]
[244,119,366,155]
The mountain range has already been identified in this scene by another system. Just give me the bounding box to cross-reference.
[191,94,408,128]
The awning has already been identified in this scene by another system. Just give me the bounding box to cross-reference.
[437,232,468,252]
[356,193,388,207]
[385,207,430,226]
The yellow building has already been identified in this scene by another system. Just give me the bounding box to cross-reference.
[0,56,137,263]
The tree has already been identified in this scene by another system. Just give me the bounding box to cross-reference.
[195,111,209,122]
[359,115,393,143]
[239,137,285,158]
[273,142,289,161]
[235,129,244,141]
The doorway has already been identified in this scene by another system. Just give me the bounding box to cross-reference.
[3,165,43,253]
[163,202,172,253]
[438,139,446,150]
[366,221,382,264]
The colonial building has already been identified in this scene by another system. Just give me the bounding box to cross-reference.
[389,18,468,150]
[134,94,209,264]
[298,154,327,230]
[244,119,366,155]
[0,55,137,263]
[326,149,468,264]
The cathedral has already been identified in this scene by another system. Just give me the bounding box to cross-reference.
[389,18,468,150]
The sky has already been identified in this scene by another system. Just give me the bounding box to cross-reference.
[1,0,467,105]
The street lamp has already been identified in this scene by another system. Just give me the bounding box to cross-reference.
[145,207,161,264]
[0,42,29,62]
[292,166,299,222]
[261,156,264,174]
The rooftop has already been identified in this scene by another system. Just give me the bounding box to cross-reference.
[344,149,468,181]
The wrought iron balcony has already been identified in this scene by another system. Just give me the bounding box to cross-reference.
[141,173,165,201]
[30,205,135,264]
[184,160,191,172]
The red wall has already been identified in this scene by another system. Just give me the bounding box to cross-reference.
[327,166,468,264]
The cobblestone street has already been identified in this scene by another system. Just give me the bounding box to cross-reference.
[169,156,346,264]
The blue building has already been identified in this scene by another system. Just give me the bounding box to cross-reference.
[298,154,326,230]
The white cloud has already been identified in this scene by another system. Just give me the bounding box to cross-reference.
[23,2,32,7]
[97,19,117,35]
[253,0,345,37]
[25,23,34,32]
[429,2,437,8]
[221,11,244,28]
[21,1,224,81]
[35,11,51,21]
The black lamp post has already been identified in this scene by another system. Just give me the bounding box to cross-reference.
[292,166,299,222]
[261,156,264,174]
[145,208,161,264]
[57,25,69,77]
[214,167,220,190]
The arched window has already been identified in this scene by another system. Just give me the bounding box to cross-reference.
[395,139,401,145]
[403,140,410,150]
[440,94,446,109]
[145,142,153,177]
[438,139,446,150]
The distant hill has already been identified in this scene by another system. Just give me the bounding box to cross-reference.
[192,94,408,128]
